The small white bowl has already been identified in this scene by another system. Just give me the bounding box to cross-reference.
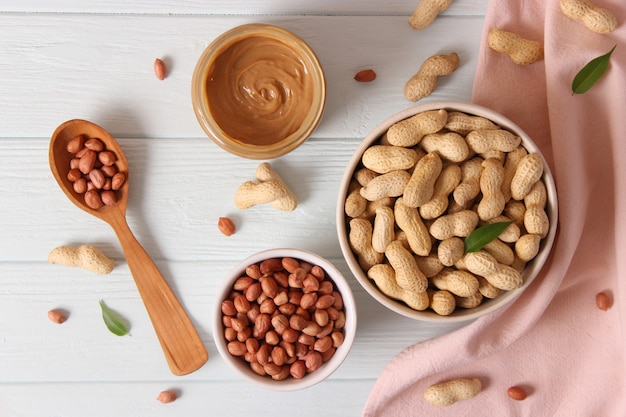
[336,101,558,323]
[212,248,356,391]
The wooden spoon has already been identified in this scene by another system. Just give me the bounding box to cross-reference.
[49,119,208,376]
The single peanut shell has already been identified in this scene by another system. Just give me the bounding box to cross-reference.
[404,52,459,102]
[464,251,523,290]
[477,276,502,299]
[372,206,396,253]
[419,163,462,219]
[360,170,411,201]
[349,218,384,271]
[385,240,428,293]
[344,188,368,218]
[430,210,479,240]
[235,163,297,211]
[453,157,483,206]
[511,153,544,200]
[437,237,465,267]
[560,0,617,33]
[467,129,521,154]
[416,254,445,278]
[483,238,515,265]
[488,28,544,65]
[362,145,419,174]
[48,244,114,274]
[367,264,429,310]
[428,289,456,315]
[455,291,484,308]
[409,0,453,30]
[445,111,499,135]
[424,378,482,407]
[515,233,541,262]
[431,268,480,297]
[386,109,448,147]
[403,152,443,208]
[502,146,528,201]
[394,197,432,256]
[420,132,470,163]
[477,158,506,221]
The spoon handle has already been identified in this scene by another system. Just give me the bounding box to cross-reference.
[108,216,208,376]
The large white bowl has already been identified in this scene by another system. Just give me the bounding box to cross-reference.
[336,101,558,323]
[212,248,357,391]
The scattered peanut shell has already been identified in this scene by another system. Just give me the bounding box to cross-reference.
[404,52,459,102]
[154,58,167,80]
[354,69,377,82]
[234,162,297,211]
[409,0,453,30]
[560,0,617,34]
[424,378,482,407]
[156,390,177,403]
[48,244,114,274]
[488,28,544,65]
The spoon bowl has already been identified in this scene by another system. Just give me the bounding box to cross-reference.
[49,119,130,221]
[49,119,208,376]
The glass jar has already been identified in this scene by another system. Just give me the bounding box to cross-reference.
[191,23,326,159]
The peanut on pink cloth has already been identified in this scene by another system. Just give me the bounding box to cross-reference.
[363,1,626,416]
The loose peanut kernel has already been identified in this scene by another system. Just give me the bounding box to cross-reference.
[47,309,68,324]
[354,69,377,82]
[156,390,177,404]
[596,291,611,311]
[218,217,236,236]
[507,386,528,401]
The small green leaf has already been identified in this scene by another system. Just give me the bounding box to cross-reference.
[464,221,514,253]
[572,45,616,94]
[99,300,129,336]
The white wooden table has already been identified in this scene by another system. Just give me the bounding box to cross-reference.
[0,1,488,415]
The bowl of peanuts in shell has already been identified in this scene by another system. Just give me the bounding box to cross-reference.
[213,248,357,390]
[336,101,558,323]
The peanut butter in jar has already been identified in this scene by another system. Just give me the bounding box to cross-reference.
[192,24,326,159]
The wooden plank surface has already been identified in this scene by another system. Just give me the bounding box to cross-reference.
[0,15,484,138]
[0,2,487,416]
[1,0,488,15]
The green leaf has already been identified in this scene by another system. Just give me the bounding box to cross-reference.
[464,221,514,253]
[572,45,616,94]
[99,300,129,336]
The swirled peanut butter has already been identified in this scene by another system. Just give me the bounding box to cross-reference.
[205,35,315,146]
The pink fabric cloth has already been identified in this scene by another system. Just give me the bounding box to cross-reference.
[363,1,626,416]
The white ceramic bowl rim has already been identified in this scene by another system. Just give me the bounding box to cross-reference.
[212,248,357,391]
[336,101,559,323]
